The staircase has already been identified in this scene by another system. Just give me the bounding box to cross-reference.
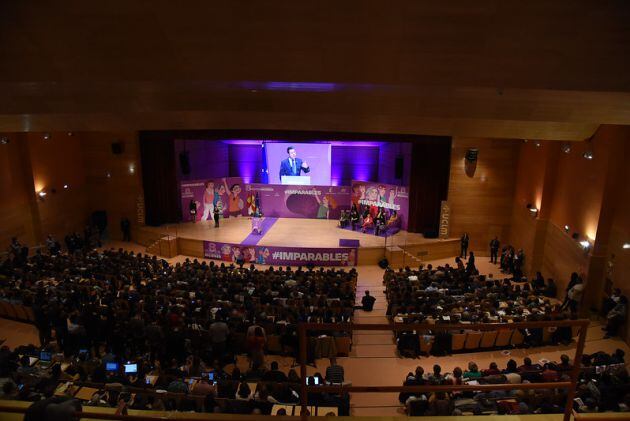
[146,235,178,258]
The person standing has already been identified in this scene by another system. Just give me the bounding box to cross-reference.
[120,217,131,241]
[189,200,197,223]
[460,233,469,259]
[466,251,476,273]
[213,205,220,228]
[489,236,500,264]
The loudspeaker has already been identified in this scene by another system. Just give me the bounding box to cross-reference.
[395,156,404,179]
[465,148,479,162]
[378,258,389,269]
[91,210,108,233]
[424,230,439,239]
[111,142,124,155]
[179,151,191,175]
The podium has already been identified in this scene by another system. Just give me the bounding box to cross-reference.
[281,175,311,185]
[251,217,264,234]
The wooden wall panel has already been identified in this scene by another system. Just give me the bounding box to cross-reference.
[447,137,520,255]
[540,221,590,294]
[81,132,144,241]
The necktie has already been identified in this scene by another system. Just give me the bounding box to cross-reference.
[292,159,296,175]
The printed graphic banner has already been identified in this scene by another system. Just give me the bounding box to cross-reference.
[350,181,410,229]
[247,184,351,220]
[204,240,357,267]
[180,178,254,222]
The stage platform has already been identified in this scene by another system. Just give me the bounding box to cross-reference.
[135,217,459,266]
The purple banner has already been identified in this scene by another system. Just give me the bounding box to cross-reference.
[204,241,357,267]
[247,184,351,220]
[350,181,410,229]
[180,178,254,222]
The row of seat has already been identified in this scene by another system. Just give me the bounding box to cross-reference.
[0,301,35,323]
[419,327,580,355]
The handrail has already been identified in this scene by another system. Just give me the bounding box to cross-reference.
[298,319,590,421]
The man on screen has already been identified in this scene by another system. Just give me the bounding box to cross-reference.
[279,146,310,178]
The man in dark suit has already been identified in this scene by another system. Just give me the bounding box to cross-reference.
[460,232,469,258]
[279,146,310,179]
[489,236,500,264]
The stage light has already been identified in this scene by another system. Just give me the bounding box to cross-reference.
[583,150,593,160]
[63,184,69,189]
[43,133,50,140]
[564,225,570,233]
[579,240,591,249]
[623,243,630,249]
[534,141,541,147]
[0,136,8,145]
[561,143,571,153]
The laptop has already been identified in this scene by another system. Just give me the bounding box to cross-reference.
[39,351,53,367]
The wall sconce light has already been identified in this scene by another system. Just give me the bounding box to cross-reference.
[63,184,69,189]
[128,164,135,174]
[583,150,593,160]
[534,141,541,148]
[37,190,47,201]
[526,203,539,217]
[106,171,112,178]
[0,136,8,145]
[561,143,571,154]
[579,240,591,250]
[43,133,50,141]
[564,225,570,233]
[623,243,630,249]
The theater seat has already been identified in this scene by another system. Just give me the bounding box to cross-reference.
[335,336,352,356]
[451,333,467,351]
[464,332,482,350]
[511,329,524,346]
[419,335,434,356]
[494,330,513,347]
[480,330,498,348]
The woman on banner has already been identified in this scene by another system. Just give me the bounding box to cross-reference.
[202,181,215,221]
[315,193,337,219]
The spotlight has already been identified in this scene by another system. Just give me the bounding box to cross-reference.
[128,164,135,174]
[564,225,570,233]
[579,240,591,249]
[0,136,8,145]
[43,133,50,140]
[583,150,593,160]
[63,184,69,189]
[106,171,112,178]
[561,143,571,154]
[534,141,541,147]
[623,243,630,249]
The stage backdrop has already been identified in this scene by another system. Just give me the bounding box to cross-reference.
[204,240,357,267]
[180,178,251,222]
[247,184,351,220]
[351,181,410,230]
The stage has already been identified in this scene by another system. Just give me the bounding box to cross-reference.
[136,217,459,266]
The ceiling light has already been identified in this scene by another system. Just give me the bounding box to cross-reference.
[63,184,69,189]
[534,141,541,147]
[128,164,135,174]
[583,150,593,160]
[561,143,571,153]
[623,243,630,249]
[564,225,570,233]
[43,133,50,140]
[67,132,73,136]
[106,172,112,178]
[579,240,591,249]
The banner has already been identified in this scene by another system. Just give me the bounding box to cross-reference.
[180,178,250,222]
[350,181,410,229]
[204,241,357,267]
[247,184,351,220]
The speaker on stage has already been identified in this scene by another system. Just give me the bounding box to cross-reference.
[378,258,389,269]
[395,156,404,179]
[179,151,191,175]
